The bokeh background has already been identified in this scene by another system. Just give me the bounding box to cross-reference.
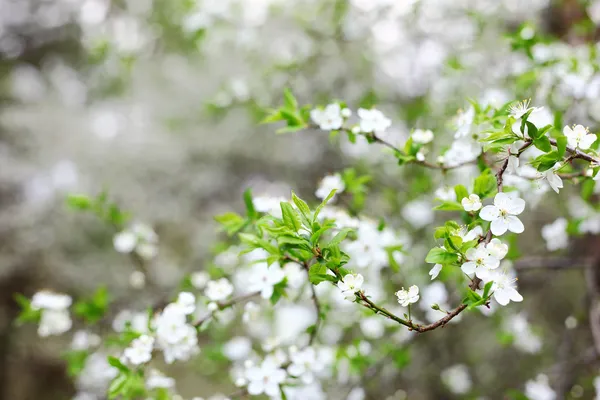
[3,0,600,399]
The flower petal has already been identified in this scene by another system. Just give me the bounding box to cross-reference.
[479,205,500,221]
[491,217,509,236]
[507,215,524,233]
[461,261,477,275]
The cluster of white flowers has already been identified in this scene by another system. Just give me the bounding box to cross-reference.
[247,262,285,299]
[31,290,73,337]
[122,334,154,365]
[153,292,200,364]
[541,218,569,251]
[343,218,405,270]
[113,222,159,260]
[243,358,287,397]
[310,103,350,131]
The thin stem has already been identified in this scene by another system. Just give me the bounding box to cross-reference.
[193,291,260,327]
[302,261,322,345]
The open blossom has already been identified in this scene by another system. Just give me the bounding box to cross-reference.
[525,374,555,400]
[310,103,343,131]
[247,262,285,299]
[287,346,324,384]
[175,292,196,315]
[458,225,484,242]
[490,270,524,306]
[564,124,596,150]
[245,359,287,397]
[315,173,345,200]
[411,129,434,144]
[205,278,234,302]
[480,192,526,236]
[122,334,154,365]
[113,222,158,260]
[357,108,391,133]
[461,194,482,212]
[337,273,364,300]
[461,244,500,280]
[31,290,73,337]
[154,303,200,364]
[508,99,542,119]
[486,238,508,259]
[395,285,419,307]
[541,218,568,251]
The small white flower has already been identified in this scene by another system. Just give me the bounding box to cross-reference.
[541,218,568,251]
[429,263,442,280]
[564,124,597,150]
[31,291,72,311]
[525,374,555,400]
[310,103,343,131]
[486,238,508,260]
[411,129,434,144]
[245,359,287,397]
[190,271,210,289]
[175,292,196,315]
[205,278,234,302]
[459,225,484,242]
[461,244,500,280]
[490,270,523,306]
[357,108,392,133]
[247,262,286,300]
[480,192,526,236]
[123,335,154,365]
[337,274,364,300]
[146,369,176,390]
[508,99,542,119]
[461,194,482,212]
[38,309,72,337]
[341,108,352,118]
[315,173,345,200]
[538,162,563,194]
[395,285,420,307]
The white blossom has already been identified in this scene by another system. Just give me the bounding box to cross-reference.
[525,374,556,400]
[113,222,158,260]
[357,108,392,133]
[310,103,343,131]
[480,192,526,236]
[541,218,568,251]
[205,278,234,302]
[245,359,287,397]
[564,124,597,150]
[490,270,524,306]
[337,274,364,300]
[123,334,154,365]
[395,285,419,307]
[411,129,434,144]
[461,194,482,212]
[287,346,324,384]
[508,99,542,119]
[461,244,500,280]
[247,262,285,299]
[486,238,508,260]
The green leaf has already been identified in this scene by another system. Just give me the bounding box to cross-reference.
[108,374,128,399]
[63,350,89,377]
[291,191,312,227]
[525,121,539,139]
[280,202,301,232]
[309,263,335,284]
[482,280,494,298]
[533,135,551,152]
[73,286,111,325]
[238,233,279,254]
[107,356,130,373]
[454,185,469,202]
[283,88,298,111]
[214,212,246,235]
[310,223,334,244]
[425,248,459,264]
[433,201,463,211]
[313,190,337,223]
[530,151,560,172]
[556,135,568,157]
[260,109,283,124]
[14,293,42,325]
[243,189,257,220]
[327,228,353,248]
[277,234,312,250]
[473,170,497,198]
[66,194,93,211]
[270,279,287,305]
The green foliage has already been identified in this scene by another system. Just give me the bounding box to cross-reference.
[74,286,111,324]
[66,192,129,227]
[14,294,42,325]
[63,350,90,377]
[473,170,497,198]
